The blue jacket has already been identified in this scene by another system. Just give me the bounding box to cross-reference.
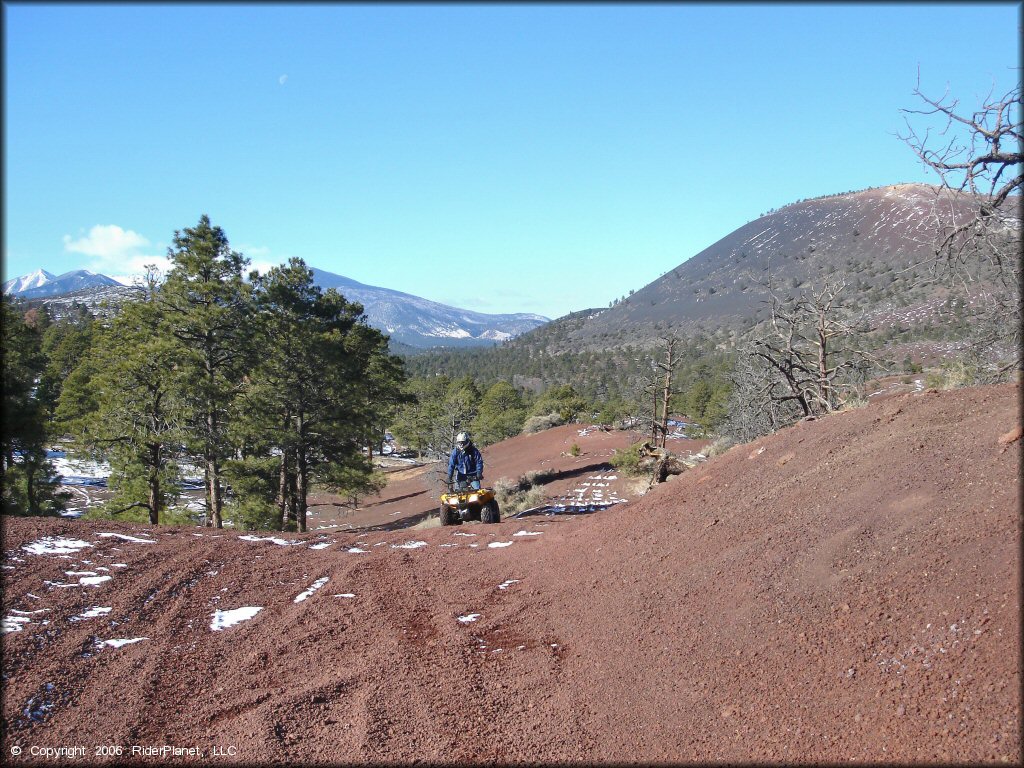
[448,443,483,479]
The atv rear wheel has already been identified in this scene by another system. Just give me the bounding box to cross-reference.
[439,505,459,526]
[481,500,500,524]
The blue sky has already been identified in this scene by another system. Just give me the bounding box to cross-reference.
[4,2,1020,319]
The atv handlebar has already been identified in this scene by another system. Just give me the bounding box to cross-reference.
[446,475,482,492]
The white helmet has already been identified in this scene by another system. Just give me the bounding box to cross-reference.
[455,431,471,449]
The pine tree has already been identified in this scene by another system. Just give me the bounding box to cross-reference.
[38,313,95,417]
[57,294,188,524]
[239,259,397,532]
[159,215,252,528]
[1,298,66,515]
[473,380,526,444]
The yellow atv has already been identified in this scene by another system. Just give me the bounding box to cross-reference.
[440,479,501,526]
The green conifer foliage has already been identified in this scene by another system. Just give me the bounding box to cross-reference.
[159,215,253,528]
[238,258,398,532]
[473,380,527,445]
[57,296,188,524]
[1,298,66,515]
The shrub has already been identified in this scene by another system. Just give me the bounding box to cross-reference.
[925,360,983,390]
[704,435,735,459]
[609,442,648,477]
[522,412,564,434]
[494,469,554,516]
[524,468,554,486]
[568,443,581,457]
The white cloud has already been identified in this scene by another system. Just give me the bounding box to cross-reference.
[248,260,278,277]
[279,74,288,85]
[63,224,169,278]
[237,243,271,258]
[63,224,149,258]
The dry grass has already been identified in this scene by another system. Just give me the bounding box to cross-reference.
[494,469,554,516]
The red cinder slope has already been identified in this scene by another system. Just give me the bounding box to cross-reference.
[1,384,1019,764]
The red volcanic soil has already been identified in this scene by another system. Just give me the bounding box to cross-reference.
[2,384,1020,764]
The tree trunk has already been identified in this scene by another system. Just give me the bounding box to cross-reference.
[208,453,223,529]
[296,412,308,533]
[287,470,298,530]
[148,443,161,525]
[816,316,831,411]
[25,457,39,516]
[278,450,289,531]
[650,387,659,444]
[660,346,674,449]
[203,463,213,527]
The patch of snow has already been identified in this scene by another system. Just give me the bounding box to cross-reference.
[102,637,148,648]
[497,579,520,590]
[294,577,329,603]
[453,532,477,537]
[238,535,301,546]
[488,541,513,549]
[22,537,93,556]
[513,530,543,537]
[9,609,49,616]
[210,606,263,631]
[479,329,512,341]
[333,593,356,599]
[3,615,31,633]
[347,547,368,554]
[65,570,98,577]
[111,563,128,568]
[80,575,112,587]
[457,613,481,623]
[71,607,112,622]
[44,581,78,589]
[391,541,428,550]
[308,541,334,550]
[97,533,155,544]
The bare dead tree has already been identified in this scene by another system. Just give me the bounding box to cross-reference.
[900,75,1021,266]
[720,344,797,443]
[757,280,874,415]
[899,73,1022,378]
[651,337,680,448]
[724,277,882,441]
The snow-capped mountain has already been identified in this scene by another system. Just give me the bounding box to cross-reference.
[3,269,120,299]
[309,268,549,348]
[3,268,57,295]
[4,265,549,349]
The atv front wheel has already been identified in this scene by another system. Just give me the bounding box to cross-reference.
[481,500,500,524]
[439,505,459,526]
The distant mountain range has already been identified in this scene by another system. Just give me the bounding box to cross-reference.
[308,268,548,349]
[3,265,549,349]
[3,269,121,299]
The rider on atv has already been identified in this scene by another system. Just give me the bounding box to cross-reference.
[447,431,484,490]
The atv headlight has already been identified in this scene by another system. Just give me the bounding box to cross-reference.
[468,494,479,503]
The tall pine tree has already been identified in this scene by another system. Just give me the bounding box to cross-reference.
[239,259,398,532]
[57,293,187,524]
[1,298,65,515]
[159,215,252,528]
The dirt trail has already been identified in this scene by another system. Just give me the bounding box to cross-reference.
[2,384,1019,764]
